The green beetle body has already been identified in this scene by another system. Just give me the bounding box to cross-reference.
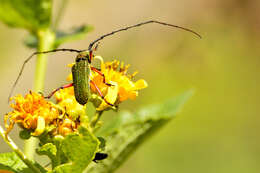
[72,51,91,105]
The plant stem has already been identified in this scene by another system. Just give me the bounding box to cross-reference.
[53,0,68,30]
[24,29,55,160]
[90,111,103,129]
[0,126,42,173]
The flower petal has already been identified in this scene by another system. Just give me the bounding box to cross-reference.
[97,82,118,111]
[32,116,45,136]
[134,79,148,90]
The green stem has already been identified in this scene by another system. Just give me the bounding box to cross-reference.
[53,0,68,30]
[90,111,103,129]
[0,126,42,173]
[24,29,55,160]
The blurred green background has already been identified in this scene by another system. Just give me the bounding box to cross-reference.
[0,0,259,172]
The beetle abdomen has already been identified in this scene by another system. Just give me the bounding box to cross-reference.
[72,60,90,105]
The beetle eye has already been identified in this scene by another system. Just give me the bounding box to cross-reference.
[76,57,81,62]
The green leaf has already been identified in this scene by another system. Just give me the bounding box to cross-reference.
[0,0,52,31]
[0,152,46,173]
[97,137,106,151]
[37,143,57,157]
[36,143,57,166]
[0,152,25,173]
[95,110,132,136]
[23,34,38,48]
[24,25,93,48]
[54,25,94,48]
[52,126,99,173]
[87,90,193,173]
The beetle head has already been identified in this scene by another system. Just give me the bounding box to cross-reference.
[76,51,91,63]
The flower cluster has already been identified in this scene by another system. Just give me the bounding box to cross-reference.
[54,86,85,120]
[93,60,147,103]
[5,91,62,136]
[5,91,82,137]
[4,57,147,137]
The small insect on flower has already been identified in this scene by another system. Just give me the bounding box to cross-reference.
[60,57,147,111]
[4,91,64,136]
[8,20,201,109]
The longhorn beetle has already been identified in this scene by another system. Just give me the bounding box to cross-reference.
[8,20,201,105]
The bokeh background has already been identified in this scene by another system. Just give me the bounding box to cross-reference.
[0,0,259,173]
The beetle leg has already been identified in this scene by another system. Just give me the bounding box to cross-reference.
[45,83,74,99]
[89,50,93,63]
[90,80,114,106]
[91,66,114,87]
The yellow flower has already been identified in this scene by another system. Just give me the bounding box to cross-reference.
[54,87,86,121]
[5,91,63,136]
[91,59,148,110]
[57,117,78,136]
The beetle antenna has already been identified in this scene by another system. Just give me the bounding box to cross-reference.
[8,48,84,102]
[94,42,100,51]
[88,20,202,51]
